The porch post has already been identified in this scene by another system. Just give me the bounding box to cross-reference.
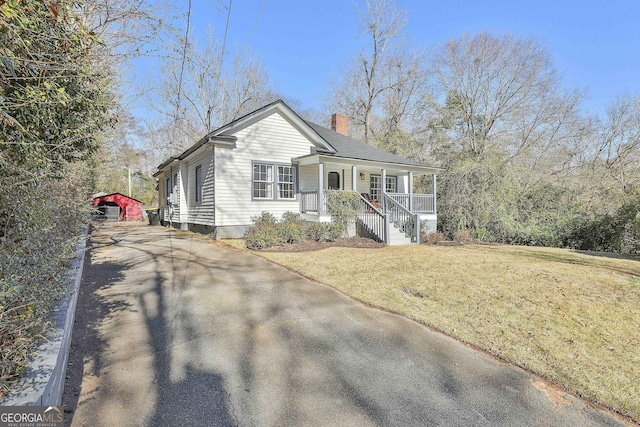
[351,165,357,191]
[432,173,437,214]
[408,171,413,212]
[381,168,387,212]
[318,163,325,214]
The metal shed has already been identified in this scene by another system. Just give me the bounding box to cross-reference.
[92,193,143,221]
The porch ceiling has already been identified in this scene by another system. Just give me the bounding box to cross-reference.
[292,154,442,175]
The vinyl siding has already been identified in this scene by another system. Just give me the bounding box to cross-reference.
[215,112,315,227]
[171,169,180,222]
[299,164,409,195]
[158,169,180,222]
[298,164,317,192]
[185,146,215,226]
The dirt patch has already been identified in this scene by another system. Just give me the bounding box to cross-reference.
[531,379,570,406]
[253,237,385,252]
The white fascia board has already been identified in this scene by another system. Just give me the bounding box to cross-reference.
[212,102,335,153]
[293,154,443,175]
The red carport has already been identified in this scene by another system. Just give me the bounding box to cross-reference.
[92,193,143,221]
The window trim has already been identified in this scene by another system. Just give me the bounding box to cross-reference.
[252,162,274,200]
[327,171,341,190]
[277,164,296,200]
[251,161,297,201]
[370,174,397,200]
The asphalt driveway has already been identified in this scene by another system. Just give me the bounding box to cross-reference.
[62,223,627,426]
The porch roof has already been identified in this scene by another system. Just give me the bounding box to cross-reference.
[301,121,443,174]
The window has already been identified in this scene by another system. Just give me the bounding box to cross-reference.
[252,162,296,200]
[385,176,397,193]
[327,171,340,190]
[370,175,397,200]
[278,165,295,199]
[195,165,202,203]
[253,163,273,199]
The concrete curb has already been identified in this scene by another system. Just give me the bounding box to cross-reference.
[1,226,88,406]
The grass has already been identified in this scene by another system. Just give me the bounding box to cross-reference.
[225,240,640,423]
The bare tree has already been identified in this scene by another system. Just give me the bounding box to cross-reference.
[428,32,586,163]
[596,93,640,192]
[145,29,277,154]
[327,0,430,147]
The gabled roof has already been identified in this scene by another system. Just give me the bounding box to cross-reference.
[92,193,142,204]
[155,99,441,173]
[305,121,429,168]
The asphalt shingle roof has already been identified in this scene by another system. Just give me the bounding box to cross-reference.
[305,121,426,167]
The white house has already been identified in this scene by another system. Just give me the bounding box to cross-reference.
[154,100,442,245]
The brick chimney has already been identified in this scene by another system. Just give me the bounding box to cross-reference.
[331,113,348,136]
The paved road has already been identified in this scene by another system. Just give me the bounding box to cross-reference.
[63,223,628,427]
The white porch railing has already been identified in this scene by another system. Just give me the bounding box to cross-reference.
[301,190,430,244]
[383,192,420,243]
[300,191,318,213]
[300,191,328,214]
[387,193,435,214]
[357,193,388,244]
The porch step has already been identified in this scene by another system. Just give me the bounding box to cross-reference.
[356,212,415,245]
[388,225,413,246]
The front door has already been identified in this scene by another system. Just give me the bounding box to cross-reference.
[370,175,397,200]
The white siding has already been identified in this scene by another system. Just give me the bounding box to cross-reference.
[215,112,315,226]
[185,147,215,226]
[179,161,189,223]
[299,164,410,195]
[171,169,180,222]
[298,164,317,192]
[158,169,180,222]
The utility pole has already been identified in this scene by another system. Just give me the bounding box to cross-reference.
[128,167,132,198]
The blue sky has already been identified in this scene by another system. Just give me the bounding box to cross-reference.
[152,0,640,117]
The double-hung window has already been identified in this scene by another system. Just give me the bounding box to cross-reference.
[277,165,295,199]
[253,163,274,199]
[252,162,296,200]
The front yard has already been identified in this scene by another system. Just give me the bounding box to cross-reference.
[225,240,640,424]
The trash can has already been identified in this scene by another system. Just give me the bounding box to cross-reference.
[146,209,160,226]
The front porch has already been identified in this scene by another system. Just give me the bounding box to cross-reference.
[293,156,439,245]
[300,191,436,215]
[299,189,436,245]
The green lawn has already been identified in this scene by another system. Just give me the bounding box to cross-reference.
[225,240,640,423]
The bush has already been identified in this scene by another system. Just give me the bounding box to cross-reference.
[325,190,360,228]
[305,221,328,242]
[251,211,277,225]
[278,220,305,244]
[567,203,640,253]
[0,179,89,390]
[454,230,470,242]
[245,222,283,249]
[281,211,302,224]
[326,222,346,241]
[245,210,352,248]
[246,211,308,248]
[423,231,445,245]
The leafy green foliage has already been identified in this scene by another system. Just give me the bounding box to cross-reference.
[325,190,360,236]
[0,0,115,390]
[568,202,640,253]
[305,221,328,242]
[245,211,344,249]
[251,211,277,225]
[1,0,113,176]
